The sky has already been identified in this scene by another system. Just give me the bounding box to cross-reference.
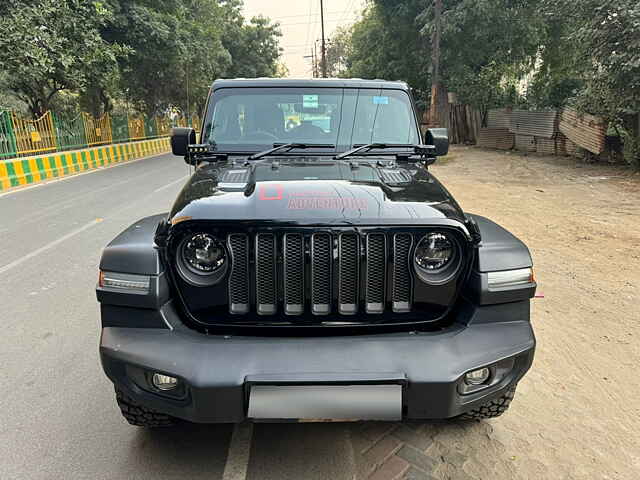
[242,0,367,77]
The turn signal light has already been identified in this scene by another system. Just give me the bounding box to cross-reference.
[487,268,534,290]
[99,271,150,293]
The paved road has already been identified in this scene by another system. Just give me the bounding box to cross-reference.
[0,153,358,480]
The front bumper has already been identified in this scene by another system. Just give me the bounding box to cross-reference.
[100,319,535,423]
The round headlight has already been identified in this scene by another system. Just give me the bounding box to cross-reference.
[415,233,454,271]
[176,233,228,286]
[413,232,462,285]
[182,233,226,274]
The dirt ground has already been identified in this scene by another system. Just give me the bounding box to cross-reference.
[351,146,640,480]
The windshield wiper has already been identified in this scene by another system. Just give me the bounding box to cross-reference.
[334,143,434,160]
[248,143,335,160]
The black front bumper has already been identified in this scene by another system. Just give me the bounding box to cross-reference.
[100,317,535,423]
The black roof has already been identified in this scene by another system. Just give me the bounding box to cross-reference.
[211,78,410,91]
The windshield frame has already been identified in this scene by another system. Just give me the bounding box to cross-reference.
[200,86,423,156]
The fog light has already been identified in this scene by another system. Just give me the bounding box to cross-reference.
[465,367,490,385]
[152,373,179,391]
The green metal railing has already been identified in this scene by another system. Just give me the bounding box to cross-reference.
[53,113,87,151]
[111,114,130,143]
[0,109,201,160]
[0,111,17,159]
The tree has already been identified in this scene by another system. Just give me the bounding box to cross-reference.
[325,26,352,77]
[0,0,126,118]
[342,0,431,118]
[217,1,282,80]
[103,0,280,117]
[419,0,543,111]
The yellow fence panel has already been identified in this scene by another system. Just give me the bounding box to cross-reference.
[128,115,146,140]
[156,116,171,137]
[11,111,57,156]
[83,113,113,146]
[191,113,201,132]
[173,115,188,128]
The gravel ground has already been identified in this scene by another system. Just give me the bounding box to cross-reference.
[352,147,640,480]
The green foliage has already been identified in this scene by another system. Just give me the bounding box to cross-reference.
[347,2,431,97]
[105,0,281,116]
[0,0,127,118]
[421,0,544,110]
[220,6,282,79]
[0,0,282,119]
[325,26,353,78]
[572,2,640,119]
[343,0,543,110]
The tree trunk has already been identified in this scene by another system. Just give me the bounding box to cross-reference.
[427,0,447,128]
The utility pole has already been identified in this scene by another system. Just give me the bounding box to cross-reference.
[320,0,327,78]
[428,0,443,126]
[185,61,190,126]
[314,41,319,78]
[304,52,315,78]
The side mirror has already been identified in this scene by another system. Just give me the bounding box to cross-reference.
[425,128,449,157]
[171,127,196,157]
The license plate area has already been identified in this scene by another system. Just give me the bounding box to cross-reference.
[246,374,404,421]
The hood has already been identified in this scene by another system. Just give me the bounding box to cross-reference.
[169,158,467,227]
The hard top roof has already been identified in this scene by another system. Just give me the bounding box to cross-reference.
[211,77,410,91]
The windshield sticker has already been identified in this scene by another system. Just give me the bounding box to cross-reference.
[303,94,319,108]
[373,96,389,105]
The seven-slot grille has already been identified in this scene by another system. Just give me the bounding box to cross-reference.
[226,231,415,317]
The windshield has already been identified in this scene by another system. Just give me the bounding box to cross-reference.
[202,87,421,153]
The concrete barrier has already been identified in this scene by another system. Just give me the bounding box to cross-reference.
[0,137,170,192]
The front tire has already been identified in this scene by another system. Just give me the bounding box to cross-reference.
[115,388,176,427]
[458,386,516,421]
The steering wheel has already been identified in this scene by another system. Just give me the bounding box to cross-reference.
[243,130,278,142]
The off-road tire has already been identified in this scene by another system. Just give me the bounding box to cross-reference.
[458,386,516,421]
[115,388,176,427]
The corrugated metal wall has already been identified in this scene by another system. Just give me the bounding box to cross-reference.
[478,108,608,158]
[477,128,514,150]
[515,135,537,152]
[509,110,558,139]
[487,109,512,129]
[559,108,606,154]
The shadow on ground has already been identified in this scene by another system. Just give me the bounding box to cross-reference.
[124,423,233,478]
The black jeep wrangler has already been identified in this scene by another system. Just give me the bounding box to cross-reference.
[97,79,536,427]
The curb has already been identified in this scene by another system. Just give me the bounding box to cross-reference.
[0,137,171,192]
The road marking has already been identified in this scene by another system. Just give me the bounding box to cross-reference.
[222,422,254,480]
[153,175,188,193]
[0,218,102,276]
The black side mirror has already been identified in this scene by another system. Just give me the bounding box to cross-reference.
[171,127,196,156]
[425,128,449,157]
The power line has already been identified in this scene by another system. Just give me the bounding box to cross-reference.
[273,10,352,20]
[337,0,357,25]
[277,16,359,27]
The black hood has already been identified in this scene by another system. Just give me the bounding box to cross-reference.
[169,157,467,229]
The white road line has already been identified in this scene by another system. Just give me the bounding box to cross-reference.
[222,422,254,480]
[0,218,102,276]
[153,175,188,193]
